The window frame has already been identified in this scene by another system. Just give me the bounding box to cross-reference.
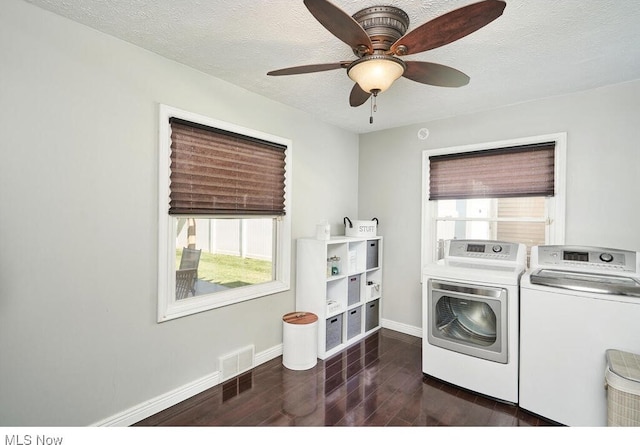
[421,133,566,269]
[157,105,292,322]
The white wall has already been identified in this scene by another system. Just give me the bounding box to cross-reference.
[0,0,359,425]
[4,0,640,427]
[358,80,640,331]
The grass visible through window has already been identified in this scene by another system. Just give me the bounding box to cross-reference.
[177,249,272,289]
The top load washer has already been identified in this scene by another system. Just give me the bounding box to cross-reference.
[519,245,640,426]
[422,239,526,403]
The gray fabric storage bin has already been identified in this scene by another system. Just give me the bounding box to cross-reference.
[347,275,361,306]
[326,314,343,351]
[366,240,379,269]
[365,300,379,332]
[347,306,362,340]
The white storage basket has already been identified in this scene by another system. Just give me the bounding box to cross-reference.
[344,217,378,237]
[605,349,640,426]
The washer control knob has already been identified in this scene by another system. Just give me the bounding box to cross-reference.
[599,253,614,263]
[492,245,502,253]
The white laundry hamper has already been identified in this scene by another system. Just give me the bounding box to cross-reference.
[282,312,318,370]
[605,349,640,426]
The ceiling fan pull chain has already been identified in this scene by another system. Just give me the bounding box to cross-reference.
[370,97,374,124]
[369,90,379,124]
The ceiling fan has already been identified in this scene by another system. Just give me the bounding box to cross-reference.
[267,0,506,121]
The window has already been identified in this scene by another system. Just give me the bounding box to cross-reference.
[158,105,291,322]
[422,134,566,266]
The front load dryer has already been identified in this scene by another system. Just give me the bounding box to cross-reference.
[422,239,526,404]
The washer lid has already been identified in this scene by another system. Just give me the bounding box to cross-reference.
[529,269,640,298]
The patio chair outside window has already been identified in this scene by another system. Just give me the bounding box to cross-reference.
[178,247,201,296]
[179,247,201,271]
[176,268,198,300]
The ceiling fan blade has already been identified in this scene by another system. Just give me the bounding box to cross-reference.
[267,62,350,76]
[390,0,506,56]
[402,61,470,87]
[304,0,373,52]
[349,83,371,107]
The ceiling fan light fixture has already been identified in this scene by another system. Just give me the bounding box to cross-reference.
[347,55,406,94]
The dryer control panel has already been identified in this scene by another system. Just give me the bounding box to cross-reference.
[532,245,638,274]
[445,239,525,264]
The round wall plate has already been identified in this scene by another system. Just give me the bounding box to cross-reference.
[417,128,430,140]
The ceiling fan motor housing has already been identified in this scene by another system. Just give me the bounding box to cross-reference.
[352,6,410,55]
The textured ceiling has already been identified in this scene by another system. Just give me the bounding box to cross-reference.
[23,0,640,134]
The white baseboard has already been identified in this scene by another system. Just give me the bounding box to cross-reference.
[92,322,420,427]
[92,344,283,426]
[255,343,283,369]
[381,317,422,338]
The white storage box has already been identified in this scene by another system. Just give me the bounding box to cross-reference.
[344,217,378,237]
[326,299,342,315]
[365,282,381,301]
[605,349,640,426]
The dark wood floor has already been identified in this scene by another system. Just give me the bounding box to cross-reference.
[134,328,554,427]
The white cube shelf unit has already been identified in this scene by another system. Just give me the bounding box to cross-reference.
[296,236,383,360]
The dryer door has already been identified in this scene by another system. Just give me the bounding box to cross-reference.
[428,279,508,363]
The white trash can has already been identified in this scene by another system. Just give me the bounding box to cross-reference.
[282,312,318,370]
[605,349,640,426]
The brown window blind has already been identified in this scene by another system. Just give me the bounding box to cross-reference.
[169,118,286,216]
[429,142,555,200]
